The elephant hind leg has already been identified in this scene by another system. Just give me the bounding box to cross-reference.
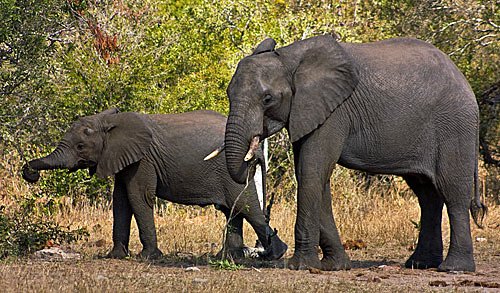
[404,175,444,269]
[436,178,476,272]
[217,209,245,260]
[240,203,288,261]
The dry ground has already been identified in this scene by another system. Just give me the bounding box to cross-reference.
[1,156,499,292]
[0,202,498,292]
[0,253,499,292]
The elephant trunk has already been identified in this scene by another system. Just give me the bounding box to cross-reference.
[225,104,262,184]
[22,144,73,183]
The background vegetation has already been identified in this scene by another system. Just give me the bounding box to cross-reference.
[0,0,498,257]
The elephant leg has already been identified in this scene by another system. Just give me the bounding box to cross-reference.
[287,175,322,270]
[404,175,444,269]
[437,180,475,272]
[125,163,163,260]
[217,210,245,259]
[238,185,287,260]
[319,179,351,271]
[287,143,330,270]
[287,128,348,271]
[107,176,132,259]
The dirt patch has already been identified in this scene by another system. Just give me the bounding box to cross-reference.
[1,247,499,292]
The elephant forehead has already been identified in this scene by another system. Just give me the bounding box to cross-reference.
[71,119,92,131]
[230,56,287,94]
[66,118,95,137]
[236,55,282,76]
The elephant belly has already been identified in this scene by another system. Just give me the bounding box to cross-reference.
[155,179,224,207]
[338,126,433,177]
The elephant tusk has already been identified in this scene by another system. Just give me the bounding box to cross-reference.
[244,136,260,162]
[204,143,225,161]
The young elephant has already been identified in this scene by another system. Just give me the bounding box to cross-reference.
[22,109,287,260]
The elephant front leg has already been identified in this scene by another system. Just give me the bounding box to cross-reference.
[130,198,163,260]
[319,180,351,271]
[287,175,323,270]
[107,178,132,259]
[126,166,163,260]
[287,140,345,271]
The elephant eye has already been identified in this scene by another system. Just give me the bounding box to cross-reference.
[262,94,273,106]
[76,143,84,151]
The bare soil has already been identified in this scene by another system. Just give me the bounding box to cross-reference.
[2,157,499,292]
[1,242,498,292]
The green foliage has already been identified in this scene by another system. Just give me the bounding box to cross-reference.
[209,258,244,271]
[0,0,72,146]
[0,201,89,259]
[37,168,112,204]
[1,0,498,202]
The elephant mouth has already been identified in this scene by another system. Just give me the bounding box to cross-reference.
[244,136,261,162]
[263,119,285,138]
[205,135,261,162]
[69,159,96,172]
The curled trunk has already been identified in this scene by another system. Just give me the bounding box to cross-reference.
[22,145,73,183]
[225,115,253,184]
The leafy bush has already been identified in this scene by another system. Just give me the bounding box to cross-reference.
[0,200,89,259]
[1,0,498,202]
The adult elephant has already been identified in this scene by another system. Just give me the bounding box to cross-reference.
[222,35,486,272]
[22,109,287,261]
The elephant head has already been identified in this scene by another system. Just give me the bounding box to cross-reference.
[22,109,153,183]
[224,35,358,183]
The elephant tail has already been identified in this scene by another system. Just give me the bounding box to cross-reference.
[470,136,488,228]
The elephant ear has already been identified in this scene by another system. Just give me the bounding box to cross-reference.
[285,35,358,142]
[96,112,152,178]
[252,38,276,55]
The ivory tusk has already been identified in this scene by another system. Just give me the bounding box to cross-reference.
[244,136,260,162]
[204,143,225,161]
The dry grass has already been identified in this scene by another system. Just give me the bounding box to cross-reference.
[1,153,499,292]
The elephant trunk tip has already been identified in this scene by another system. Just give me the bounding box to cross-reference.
[22,163,41,183]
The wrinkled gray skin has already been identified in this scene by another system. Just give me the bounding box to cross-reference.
[223,35,487,272]
[22,109,287,260]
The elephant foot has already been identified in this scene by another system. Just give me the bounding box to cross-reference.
[216,247,246,260]
[138,247,163,260]
[437,254,475,272]
[287,253,322,270]
[405,258,442,270]
[258,233,288,261]
[321,253,351,271]
[106,244,130,259]
[405,251,443,269]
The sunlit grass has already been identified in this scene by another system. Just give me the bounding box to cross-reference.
[2,153,498,260]
[1,153,499,292]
